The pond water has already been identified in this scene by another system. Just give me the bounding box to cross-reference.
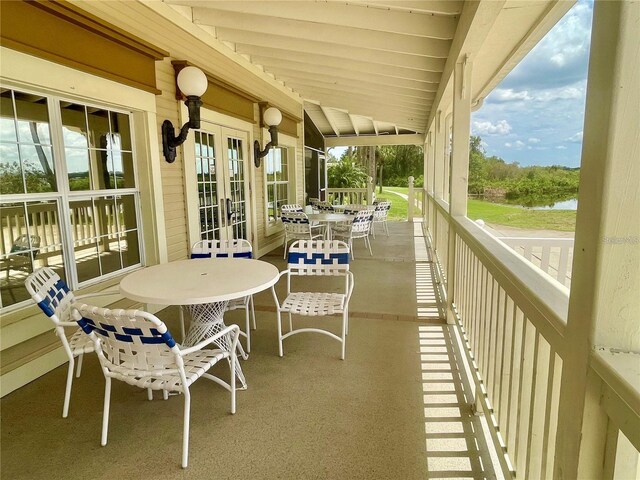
[526,198,578,210]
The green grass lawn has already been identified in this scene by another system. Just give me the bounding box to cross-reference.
[467,199,576,231]
[374,189,420,221]
[375,186,575,231]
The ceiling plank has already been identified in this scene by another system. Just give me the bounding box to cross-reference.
[168,1,457,39]
[227,33,446,72]
[237,45,443,83]
[192,8,451,58]
[350,1,463,16]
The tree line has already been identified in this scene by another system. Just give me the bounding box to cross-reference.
[328,137,580,204]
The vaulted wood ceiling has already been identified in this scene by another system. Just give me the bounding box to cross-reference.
[163,0,463,139]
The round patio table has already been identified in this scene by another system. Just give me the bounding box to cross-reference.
[120,258,280,389]
[307,212,352,239]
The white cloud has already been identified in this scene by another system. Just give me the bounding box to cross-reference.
[491,89,532,103]
[528,137,541,144]
[504,142,512,148]
[473,119,512,136]
[556,145,568,150]
[515,140,526,149]
[567,131,583,142]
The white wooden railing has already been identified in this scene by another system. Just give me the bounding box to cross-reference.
[326,186,374,205]
[499,237,574,287]
[423,190,639,479]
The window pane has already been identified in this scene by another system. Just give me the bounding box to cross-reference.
[87,109,110,149]
[119,231,140,268]
[75,243,101,283]
[66,148,91,191]
[0,90,17,143]
[115,195,138,232]
[14,91,51,145]
[26,200,64,273]
[20,144,56,192]
[110,112,131,151]
[0,144,23,194]
[112,151,135,188]
[99,234,122,275]
[61,103,88,149]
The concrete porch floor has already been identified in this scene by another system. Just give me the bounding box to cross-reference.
[0,221,501,480]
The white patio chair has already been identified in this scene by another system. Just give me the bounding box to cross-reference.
[331,209,375,259]
[72,303,239,469]
[271,240,354,359]
[372,200,391,238]
[281,212,324,259]
[281,203,324,236]
[24,267,118,418]
[190,239,255,353]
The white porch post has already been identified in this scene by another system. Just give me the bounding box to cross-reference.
[433,110,444,200]
[445,57,472,325]
[555,1,640,478]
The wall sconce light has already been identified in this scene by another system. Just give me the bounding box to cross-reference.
[254,106,282,167]
[162,66,208,163]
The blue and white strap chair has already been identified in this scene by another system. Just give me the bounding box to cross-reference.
[71,303,239,469]
[315,201,335,212]
[190,239,255,353]
[280,204,304,213]
[281,212,324,259]
[372,200,391,238]
[24,267,117,418]
[331,208,375,259]
[271,240,354,359]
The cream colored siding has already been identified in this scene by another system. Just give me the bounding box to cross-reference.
[70,0,302,260]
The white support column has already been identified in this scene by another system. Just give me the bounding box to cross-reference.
[443,112,453,200]
[555,1,640,478]
[446,56,472,325]
[433,110,444,199]
[407,176,415,222]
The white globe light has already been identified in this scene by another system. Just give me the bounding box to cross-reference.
[263,107,282,127]
[177,66,208,97]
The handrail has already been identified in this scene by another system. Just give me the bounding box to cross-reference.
[453,214,568,351]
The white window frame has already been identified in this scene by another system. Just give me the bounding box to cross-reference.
[264,132,296,237]
[0,48,158,313]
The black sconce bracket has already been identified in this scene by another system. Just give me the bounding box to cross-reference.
[254,125,279,167]
[162,95,203,163]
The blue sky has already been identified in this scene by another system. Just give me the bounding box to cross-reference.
[472,0,593,167]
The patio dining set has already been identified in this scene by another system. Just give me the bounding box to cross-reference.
[23,236,356,468]
[280,199,392,260]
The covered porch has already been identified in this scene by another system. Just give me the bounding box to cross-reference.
[1,221,504,479]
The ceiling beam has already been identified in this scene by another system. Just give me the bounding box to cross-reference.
[268,67,438,96]
[348,114,360,136]
[348,1,463,16]
[170,1,457,39]
[238,45,442,83]
[278,75,436,102]
[227,34,446,72]
[250,57,439,91]
[320,106,341,137]
[192,8,451,58]
[325,134,425,147]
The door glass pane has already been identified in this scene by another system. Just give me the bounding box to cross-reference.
[226,136,247,239]
[195,131,220,240]
[0,90,17,143]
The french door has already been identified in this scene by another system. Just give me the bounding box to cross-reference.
[193,124,250,242]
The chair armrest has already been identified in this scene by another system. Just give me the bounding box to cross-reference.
[271,269,290,308]
[346,270,355,304]
[178,324,240,356]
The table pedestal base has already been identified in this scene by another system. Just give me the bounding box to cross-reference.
[182,301,247,389]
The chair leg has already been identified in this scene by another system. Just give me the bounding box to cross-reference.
[283,238,288,259]
[384,220,389,236]
[276,309,284,357]
[75,353,84,378]
[230,352,236,415]
[179,307,186,343]
[62,357,75,418]
[147,388,153,401]
[288,312,293,333]
[163,390,169,400]
[245,303,251,354]
[366,235,373,256]
[101,377,112,446]
[341,310,347,360]
[350,239,355,260]
[372,222,376,239]
[250,295,256,330]
[182,388,191,468]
